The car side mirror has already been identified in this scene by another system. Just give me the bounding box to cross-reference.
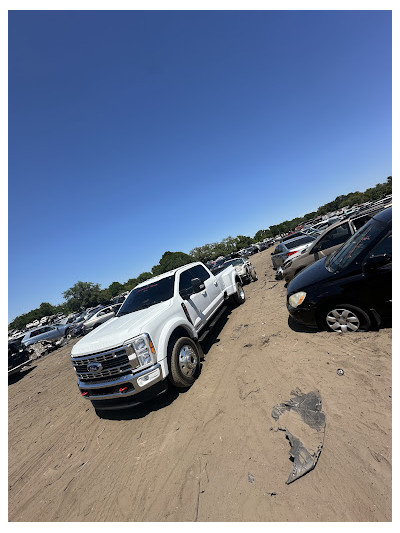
[363,254,391,273]
[191,277,205,294]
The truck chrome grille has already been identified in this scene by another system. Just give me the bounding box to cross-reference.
[71,345,138,383]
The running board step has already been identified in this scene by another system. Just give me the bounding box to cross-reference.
[198,306,228,342]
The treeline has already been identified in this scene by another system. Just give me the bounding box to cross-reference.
[9,176,391,331]
[269,176,392,236]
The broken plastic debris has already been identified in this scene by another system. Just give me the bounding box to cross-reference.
[271,391,326,484]
[337,369,344,376]
[248,472,255,483]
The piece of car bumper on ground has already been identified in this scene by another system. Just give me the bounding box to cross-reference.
[271,391,326,484]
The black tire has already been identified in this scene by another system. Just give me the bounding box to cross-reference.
[64,328,70,338]
[168,337,200,389]
[230,280,246,306]
[319,303,371,333]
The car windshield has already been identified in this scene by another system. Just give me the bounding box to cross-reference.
[224,259,243,267]
[325,218,386,273]
[117,275,175,315]
[86,308,102,319]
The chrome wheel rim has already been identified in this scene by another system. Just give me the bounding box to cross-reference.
[326,308,360,332]
[179,345,198,377]
[237,283,245,300]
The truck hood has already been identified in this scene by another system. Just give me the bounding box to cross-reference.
[71,300,172,357]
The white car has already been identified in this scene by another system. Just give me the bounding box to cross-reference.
[213,257,257,283]
[82,304,121,333]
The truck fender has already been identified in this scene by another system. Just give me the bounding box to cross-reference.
[157,318,198,377]
[224,269,240,296]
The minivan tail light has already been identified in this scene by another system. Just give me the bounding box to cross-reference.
[286,250,297,256]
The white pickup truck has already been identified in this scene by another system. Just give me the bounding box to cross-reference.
[70,262,245,413]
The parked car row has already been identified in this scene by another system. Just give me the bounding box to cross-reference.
[9,294,129,349]
[275,207,382,282]
[284,207,392,332]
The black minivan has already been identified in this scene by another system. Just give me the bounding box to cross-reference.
[287,207,392,332]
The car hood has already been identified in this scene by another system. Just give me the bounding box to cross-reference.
[287,257,333,295]
[71,300,172,357]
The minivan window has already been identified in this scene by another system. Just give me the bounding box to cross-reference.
[326,218,386,273]
[352,214,371,231]
[118,275,175,315]
[313,223,351,252]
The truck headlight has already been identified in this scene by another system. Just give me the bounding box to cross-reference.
[288,291,307,308]
[123,333,157,369]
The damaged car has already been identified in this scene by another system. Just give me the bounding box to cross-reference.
[211,257,258,283]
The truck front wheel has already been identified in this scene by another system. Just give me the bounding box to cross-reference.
[168,337,200,388]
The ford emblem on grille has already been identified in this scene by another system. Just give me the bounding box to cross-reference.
[87,362,103,372]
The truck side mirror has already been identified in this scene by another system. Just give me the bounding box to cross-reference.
[191,278,205,293]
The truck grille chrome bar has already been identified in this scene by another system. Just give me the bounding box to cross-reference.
[71,345,139,384]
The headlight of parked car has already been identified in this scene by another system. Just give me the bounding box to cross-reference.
[288,291,307,308]
[123,333,157,369]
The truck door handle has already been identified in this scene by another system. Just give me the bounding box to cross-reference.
[213,281,218,286]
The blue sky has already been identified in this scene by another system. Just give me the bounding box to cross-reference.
[8,10,392,322]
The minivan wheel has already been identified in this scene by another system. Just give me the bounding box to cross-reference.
[321,304,371,332]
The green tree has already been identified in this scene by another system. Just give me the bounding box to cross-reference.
[152,251,194,276]
[190,243,216,262]
[62,281,103,312]
[234,235,253,249]
[107,281,124,298]
[135,272,153,284]
[254,229,272,241]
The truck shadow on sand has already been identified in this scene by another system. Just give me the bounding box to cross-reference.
[95,386,181,420]
[97,308,233,421]
[199,306,232,356]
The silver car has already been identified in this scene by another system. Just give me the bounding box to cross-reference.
[22,324,71,347]
[82,304,121,333]
[271,235,316,269]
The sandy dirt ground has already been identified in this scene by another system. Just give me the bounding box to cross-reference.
[8,249,392,522]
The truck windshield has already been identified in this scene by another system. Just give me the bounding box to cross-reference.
[325,218,385,273]
[117,275,175,316]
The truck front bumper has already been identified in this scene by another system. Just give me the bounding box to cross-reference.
[77,362,165,403]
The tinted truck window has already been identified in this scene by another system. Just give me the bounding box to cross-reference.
[118,275,175,315]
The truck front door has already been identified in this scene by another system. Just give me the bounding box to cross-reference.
[179,265,215,331]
